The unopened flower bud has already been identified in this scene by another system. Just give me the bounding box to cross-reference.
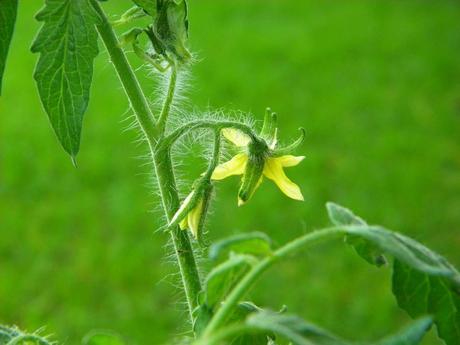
[238,140,268,205]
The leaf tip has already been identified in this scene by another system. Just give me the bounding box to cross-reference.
[71,155,78,168]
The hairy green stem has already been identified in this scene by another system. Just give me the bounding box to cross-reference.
[6,335,50,345]
[161,120,259,150]
[153,147,202,319]
[91,0,157,143]
[167,130,222,230]
[204,131,222,178]
[156,61,178,135]
[202,226,345,337]
[92,0,202,324]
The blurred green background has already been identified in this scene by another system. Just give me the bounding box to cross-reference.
[1,0,460,344]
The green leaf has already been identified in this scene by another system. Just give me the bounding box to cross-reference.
[326,202,366,226]
[327,203,460,345]
[245,312,432,345]
[209,232,272,261]
[228,302,273,345]
[132,0,156,16]
[375,316,433,345]
[205,254,255,308]
[327,202,387,267]
[82,331,126,345]
[31,0,100,158]
[0,0,17,95]
[247,312,346,345]
[393,261,460,345]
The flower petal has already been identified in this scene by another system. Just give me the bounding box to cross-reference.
[170,190,195,225]
[222,128,251,147]
[211,153,248,180]
[179,217,188,230]
[277,155,305,167]
[187,199,204,238]
[263,157,304,201]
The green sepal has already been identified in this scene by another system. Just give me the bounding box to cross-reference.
[260,107,278,147]
[0,0,18,95]
[272,128,306,157]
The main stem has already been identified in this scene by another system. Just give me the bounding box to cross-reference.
[92,1,202,323]
[91,0,157,142]
[153,146,202,318]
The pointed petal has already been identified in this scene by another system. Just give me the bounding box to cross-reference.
[170,190,195,225]
[222,128,251,147]
[277,155,305,167]
[263,158,304,201]
[187,199,204,238]
[211,153,248,180]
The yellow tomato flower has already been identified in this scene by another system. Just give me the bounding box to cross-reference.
[212,128,304,204]
[171,190,205,239]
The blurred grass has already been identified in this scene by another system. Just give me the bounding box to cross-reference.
[1,0,460,344]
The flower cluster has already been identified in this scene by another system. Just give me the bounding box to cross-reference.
[171,110,305,239]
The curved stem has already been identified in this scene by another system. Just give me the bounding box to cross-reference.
[201,226,346,337]
[161,120,259,150]
[204,130,222,178]
[91,0,157,143]
[156,61,178,135]
[7,335,50,345]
